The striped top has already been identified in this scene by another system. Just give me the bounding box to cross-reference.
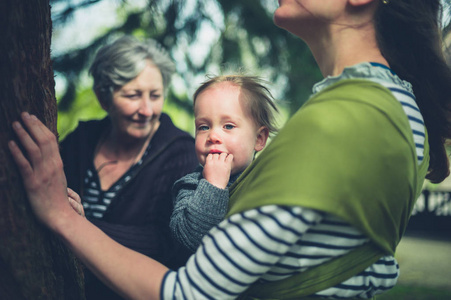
[82,145,151,219]
[370,67,425,164]
[161,62,425,299]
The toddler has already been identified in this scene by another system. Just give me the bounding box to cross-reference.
[170,74,279,252]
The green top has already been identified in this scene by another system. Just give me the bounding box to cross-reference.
[228,79,429,255]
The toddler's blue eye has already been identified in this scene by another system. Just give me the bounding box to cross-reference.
[224,124,235,130]
[198,125,209,131]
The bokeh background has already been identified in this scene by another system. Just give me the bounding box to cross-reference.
[50,1,451,298]
[51,0,322,140]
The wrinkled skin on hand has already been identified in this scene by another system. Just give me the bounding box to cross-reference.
[8,112,75,229]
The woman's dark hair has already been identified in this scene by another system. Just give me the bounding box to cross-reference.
[375,0,451,183]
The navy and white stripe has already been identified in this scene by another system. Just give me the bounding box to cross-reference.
[160,64,423,299]
[366,62,425,164]
[162,206,399,299]
[371,79,425,164]
[82,146,150,219]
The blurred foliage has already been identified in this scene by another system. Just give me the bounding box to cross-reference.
[378,284,451,299]
[50,0,322,139]
[51,0,451,141]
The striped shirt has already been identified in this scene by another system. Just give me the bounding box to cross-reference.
[161,63,425,299]
[82,145,151,219]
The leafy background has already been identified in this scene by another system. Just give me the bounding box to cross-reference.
[51,0,322,140]
[50,1,451,298]
[51,0,451,187]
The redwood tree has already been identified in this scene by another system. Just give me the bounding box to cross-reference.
[0,0,84,298]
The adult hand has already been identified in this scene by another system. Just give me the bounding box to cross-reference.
[68,188,85,217]
[9,113,167,300]
[8,112,72,230]
[202,152,233,189]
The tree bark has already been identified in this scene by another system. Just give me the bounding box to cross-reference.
[0,0,85,299]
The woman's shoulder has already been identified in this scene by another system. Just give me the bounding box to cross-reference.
[290,79,410,136]
[143,114,197,167]
[310,78,401,111]
[61,117,109,142]
[60,118,109,153]
[153,113,194,146]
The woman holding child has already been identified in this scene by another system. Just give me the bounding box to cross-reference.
[9,0,451,299]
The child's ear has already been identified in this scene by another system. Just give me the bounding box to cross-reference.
[254,126,269,152]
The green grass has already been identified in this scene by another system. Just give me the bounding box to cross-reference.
[377,284,451,299]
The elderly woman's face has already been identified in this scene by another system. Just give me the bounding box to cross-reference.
[109,63,164,141]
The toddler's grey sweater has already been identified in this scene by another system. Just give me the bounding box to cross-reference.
[170,165,241,253]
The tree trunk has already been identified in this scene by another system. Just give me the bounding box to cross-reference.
[0,0,85,299]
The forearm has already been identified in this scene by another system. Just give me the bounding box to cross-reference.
[171,178,229,251]
[8,113,167,300]
[54,211,167,300]
[164,205,322,299]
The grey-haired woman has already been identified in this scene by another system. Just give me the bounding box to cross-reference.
[59,35,198,299]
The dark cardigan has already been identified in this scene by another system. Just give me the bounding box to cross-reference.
[60,113,198,300]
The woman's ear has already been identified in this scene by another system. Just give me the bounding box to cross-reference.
[254,126,270,152]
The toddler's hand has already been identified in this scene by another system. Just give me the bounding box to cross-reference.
[68,188,85,217]
[203,153,233,189]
